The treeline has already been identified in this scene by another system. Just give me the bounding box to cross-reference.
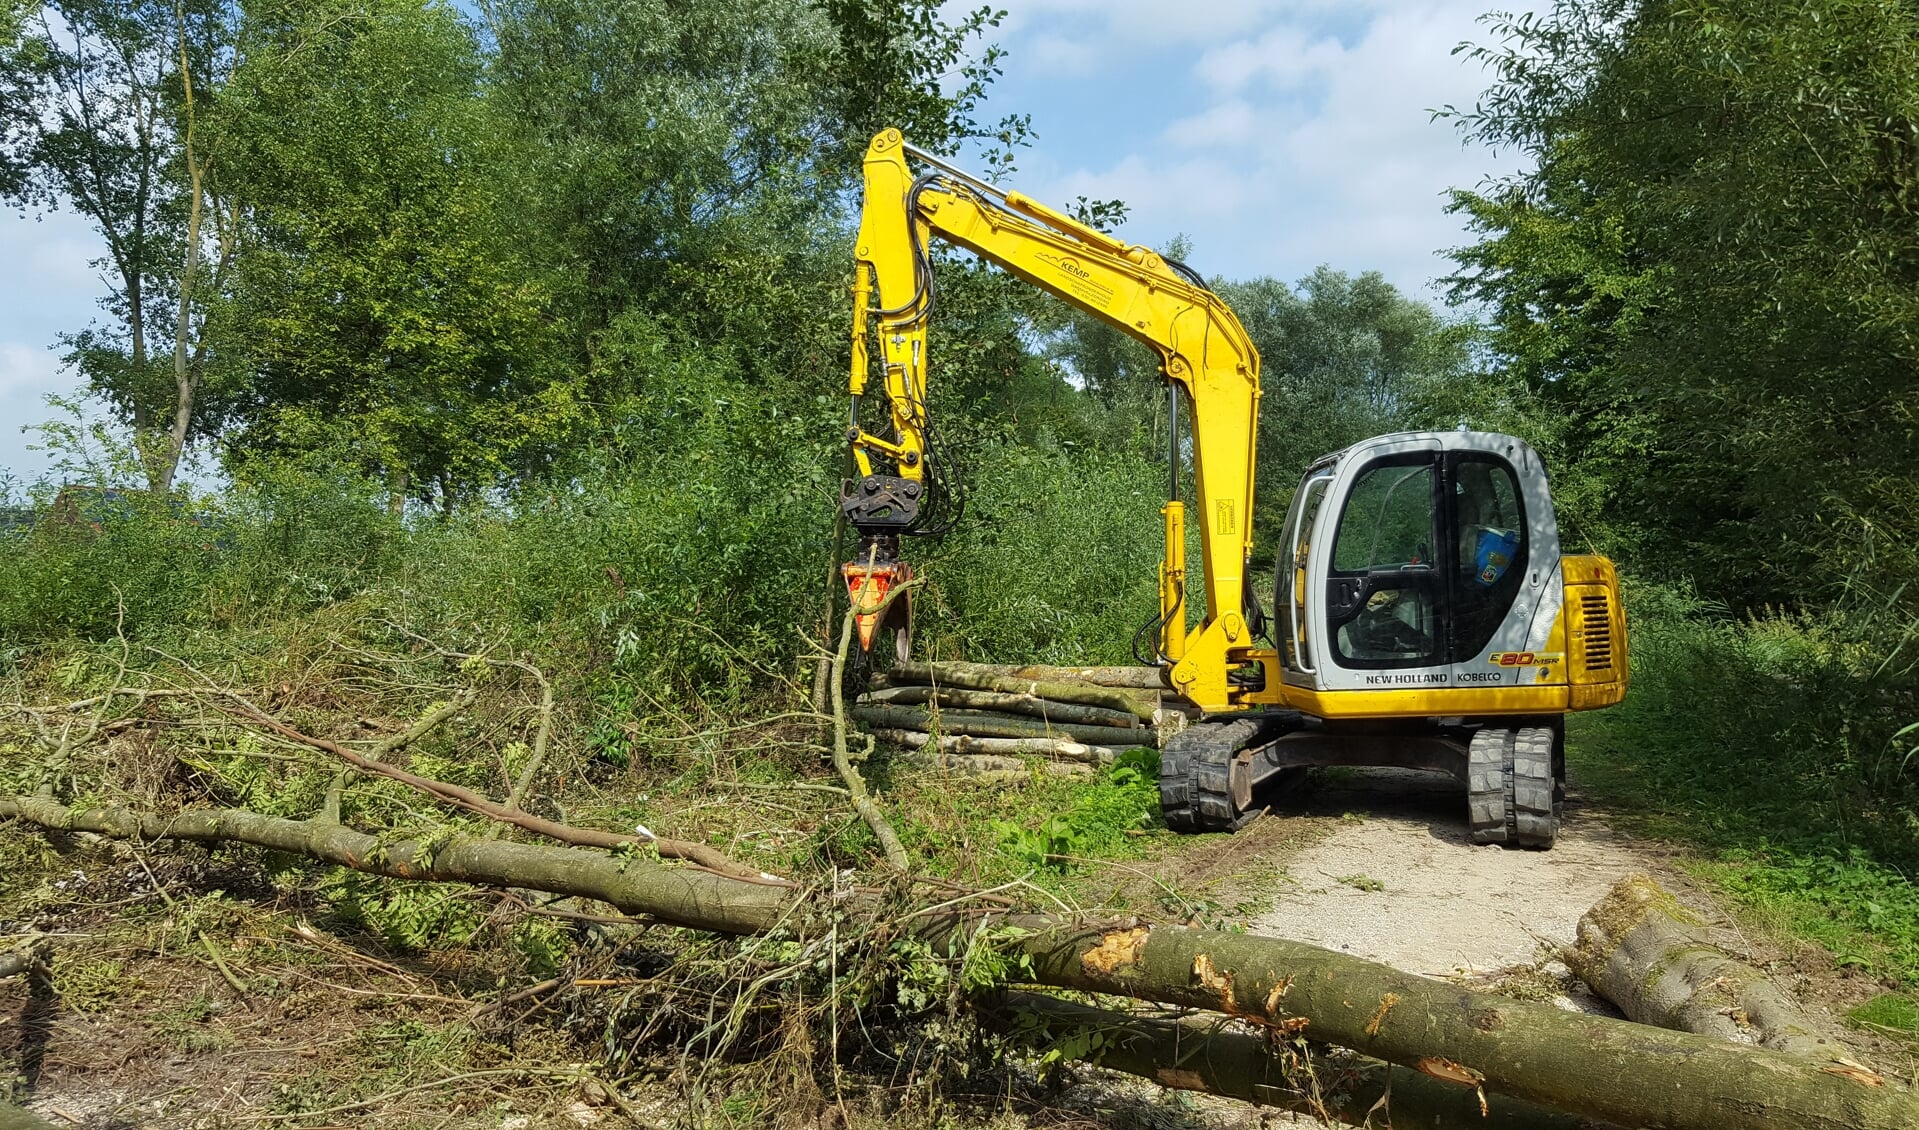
[0,0,1479,657]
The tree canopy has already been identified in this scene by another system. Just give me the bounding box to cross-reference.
[1447,0,1919,612]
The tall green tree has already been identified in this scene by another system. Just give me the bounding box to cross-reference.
[477,0,1023,396]
[0,0,239,491]
[217,0,572,507]
[1448,0,1919,609]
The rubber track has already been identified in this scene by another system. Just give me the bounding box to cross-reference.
[1160,714,1296,832]
[1512,725,1559,849]
[1467,727,1513,846]
[1468,725,1561,849]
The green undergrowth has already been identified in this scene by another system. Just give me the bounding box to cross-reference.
[1569,583,1919,986]
[1849,993,1919,1047]
[864,748,1166,896]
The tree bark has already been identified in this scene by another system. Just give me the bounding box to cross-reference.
[850,704,1152,748]
[1017,919,1904,1130]
[1570,874,1838,1059]
[890,662,1157,722]
[858,685,1140,730]
[992,991,1604,1129]
[868,727,1113,764]
[4,795,1911,1130]
[0,795,798,936]
[991,664,1168,690]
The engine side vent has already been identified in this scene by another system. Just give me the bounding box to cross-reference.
[1577,592,1614,672]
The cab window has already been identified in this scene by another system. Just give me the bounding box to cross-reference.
[1327,459,1441,668]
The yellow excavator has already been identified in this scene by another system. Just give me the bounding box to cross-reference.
[838,129,1628,848]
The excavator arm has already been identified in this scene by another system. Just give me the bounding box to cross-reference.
[843,128,1267,711]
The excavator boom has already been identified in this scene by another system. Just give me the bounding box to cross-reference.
[846,129,1260,709]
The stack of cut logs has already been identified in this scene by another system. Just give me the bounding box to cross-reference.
[852,661,1168,777]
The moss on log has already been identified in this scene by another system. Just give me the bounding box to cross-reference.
[1570,874,1837,1058]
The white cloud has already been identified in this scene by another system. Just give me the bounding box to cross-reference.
[0,341,65,399]
[1052,152,1255,221]
[0,340,74,479]
[1001,0,1532,296]
[1196,26,1347,92]
[1024,31,1100,76]
[1162,99,1258,149]
[997,0,1382,46]
[0,207,106,301]
[0,207,106,476]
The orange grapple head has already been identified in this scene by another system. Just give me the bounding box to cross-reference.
[842,558,912,652]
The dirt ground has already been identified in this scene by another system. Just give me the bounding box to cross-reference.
[1255,768,1680,981]
[1238,767,1881,1045]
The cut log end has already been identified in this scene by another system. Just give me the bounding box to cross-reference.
[1571,873,1841,1060]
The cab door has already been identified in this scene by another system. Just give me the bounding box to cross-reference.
[1275,466,1332,685]
[1308,437,1448,691]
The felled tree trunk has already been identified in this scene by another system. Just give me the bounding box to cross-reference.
[890,662,1157,722]
[1019,920,1905,1130]
[3,795,1911,1130]
[991,664,1168,690]
[883,749,1094,779]
[1570,874,1837,1059]
[993,991,1603,1130]
[868,727,1113,764]
[859,685,1140,730]
[850,704,1151,748]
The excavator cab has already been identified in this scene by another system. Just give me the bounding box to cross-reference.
[1280,431,1559,693]
[1159,430,1627,848]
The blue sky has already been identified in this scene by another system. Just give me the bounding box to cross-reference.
[0,0,1532,480]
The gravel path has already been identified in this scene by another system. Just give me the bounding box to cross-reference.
[1251,768,1688,985]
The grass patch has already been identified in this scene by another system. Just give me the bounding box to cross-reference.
[1849,992,1919,1040]
[1569,584,1919,985]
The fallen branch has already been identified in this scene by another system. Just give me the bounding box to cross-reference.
[4,793,1912,1130]
[851,704,1151,748]
[1571,874,1839,1058]
[831,581,918,874]
[858,685,1139,730]
[208,689,767,881]
[988,664,1168,690]
[885,749,1094,779]
[992,991,1598,1129]
[373,628,557,812]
